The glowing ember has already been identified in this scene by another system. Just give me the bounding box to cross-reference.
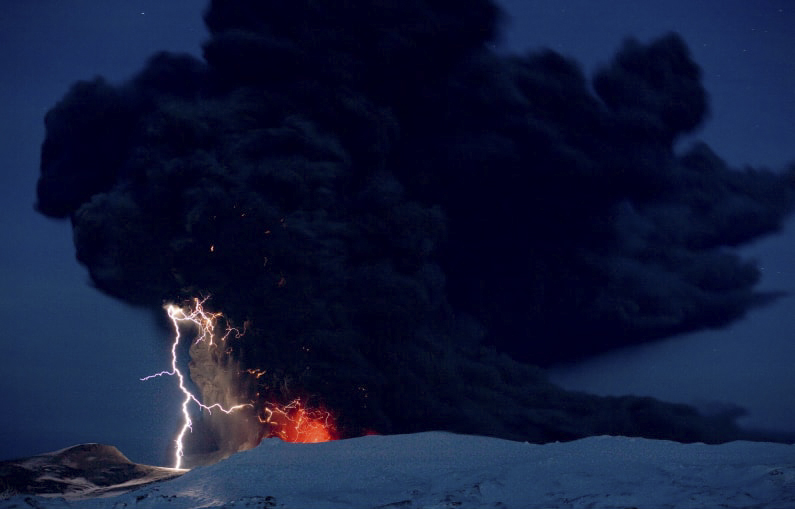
[260,399,337,443]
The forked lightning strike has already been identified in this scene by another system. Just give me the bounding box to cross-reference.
[141,297,250,469]
[260,399,336,443]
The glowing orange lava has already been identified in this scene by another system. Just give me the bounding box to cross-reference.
[260,399,337,443]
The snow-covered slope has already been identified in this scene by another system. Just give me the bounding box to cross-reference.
[2,432,793,508]
[0,443,182,500]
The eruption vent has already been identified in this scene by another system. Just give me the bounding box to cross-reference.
[260,400,338,443]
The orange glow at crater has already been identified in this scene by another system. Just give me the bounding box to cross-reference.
[260,399,337,443]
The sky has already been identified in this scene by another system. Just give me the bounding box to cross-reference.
[0,0,793,467]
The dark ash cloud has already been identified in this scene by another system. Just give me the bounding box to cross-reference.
[36,0,795,460]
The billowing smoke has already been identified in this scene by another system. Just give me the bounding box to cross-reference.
[37,0,795,462]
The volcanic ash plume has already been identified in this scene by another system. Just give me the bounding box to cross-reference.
[36,0,795,461]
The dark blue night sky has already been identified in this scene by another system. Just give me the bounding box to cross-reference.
[1,1,793,466]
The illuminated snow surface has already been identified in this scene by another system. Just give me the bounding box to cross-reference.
[2,432,794,508]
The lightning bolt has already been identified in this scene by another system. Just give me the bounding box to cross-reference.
[260,399,337,443]
[141,297,251,469]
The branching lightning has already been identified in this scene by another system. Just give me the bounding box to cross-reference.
[141,297,251,469]
[260,399,337,443]
[143,297,339,468]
